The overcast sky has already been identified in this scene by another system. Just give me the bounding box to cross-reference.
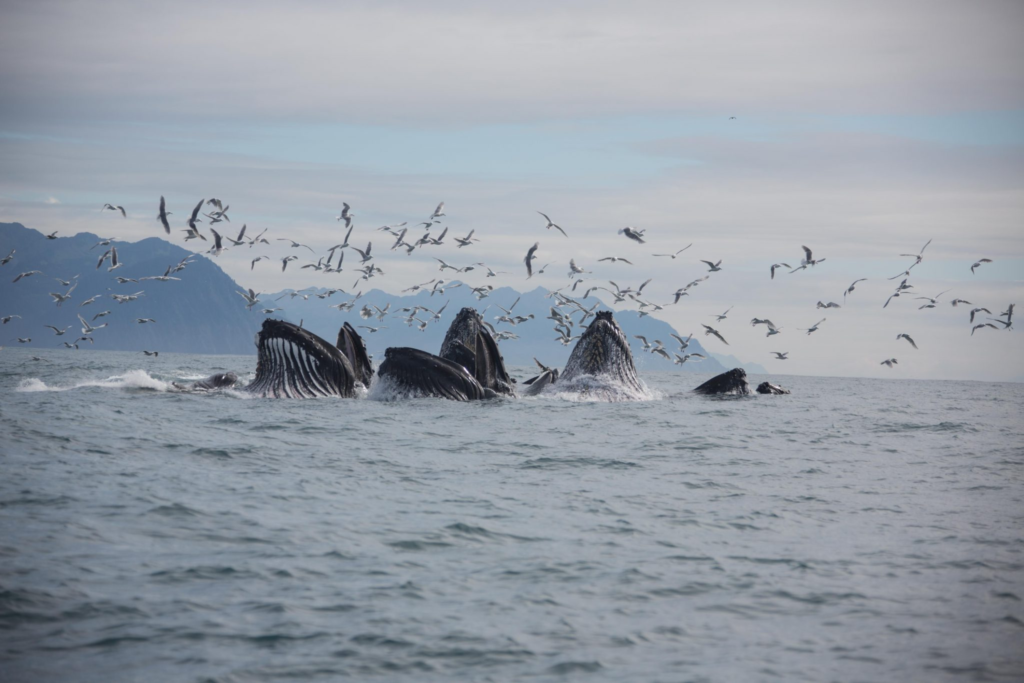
[1,0,1021,381]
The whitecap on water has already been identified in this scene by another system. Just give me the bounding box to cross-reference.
[16,369,171,393]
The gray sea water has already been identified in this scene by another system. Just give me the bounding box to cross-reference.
[1,348,1022,682]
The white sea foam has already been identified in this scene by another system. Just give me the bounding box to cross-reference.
[16,369,172,393]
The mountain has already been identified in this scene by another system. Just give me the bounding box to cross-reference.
[1,223,763,373]
[0,222,261,354]
[709,352,768,376]
[265,282,731,373]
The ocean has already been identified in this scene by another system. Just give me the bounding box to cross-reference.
[1,347,1022,682]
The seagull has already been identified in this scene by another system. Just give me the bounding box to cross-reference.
[208,228,225,256]
[13,270,42,283]
[793,245,825,271]
[236,289,261,310]
[816,301,841,309]
[770,263,792,279]
[900,238,932,265]
[524,242,539,278]
[537,211,567,237]
[897,333,918,349]
[337,202,353,228]
[674,353,705,364]
[92,310,111,321]
[77,314,106,334]
[107,246,122,272]
[357,325,387,333]
[915,289,950,307]
[880,358,898,368]
[652,347,672,361]
[224,224,248,246]
[135,318,157,324]
[701,324,729,345]
[972,323,998,335]
[351,243,373,263]
[430,202,446,220]
[770,351,788,360]
[844,279,867,301]
[281,255,299,272]
[276,238,315,253]
[598,257,633,265]
[618,227,646,244]
[672,276,708,303]
[45,325,72,336]
[568,259,588,278]
[2,315,21,324]
[653,245,693,259]
[90,237,115,250]
[969,307,991,324]
[157,196,171,233]
[17,338,31,343]
[187,198,205,233]
[48,282,77,307]
[713,306,732,322]
[801,318,826,335]
[454,230,478,248]
[971,258,992,274]
[700,259,723,272]
[45,231,58,240]
[950,298,973,307]
[143,350,159,356]
[1,249,14,266]
[115,276,138,284]
[633,335,652,351]
[670,332,693,350]
[102,203,126,218]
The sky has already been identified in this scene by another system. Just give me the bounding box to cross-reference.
[1,0,1022,381]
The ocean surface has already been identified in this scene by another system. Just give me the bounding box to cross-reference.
[1,347,1022,682]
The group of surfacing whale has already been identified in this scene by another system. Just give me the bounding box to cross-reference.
[182,309,791,400]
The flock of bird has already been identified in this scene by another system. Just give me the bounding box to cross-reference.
[2,197,1015,373]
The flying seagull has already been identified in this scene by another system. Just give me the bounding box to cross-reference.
[653,245,693,259]
[971,258,992,274]
[102,203,126,218]
[524,242,539,278]
[770,263,792,279]
[701,324,729,345]
[157,196,171,233]
[896,333,918,349]
[880,358,898,368]
[618,227,646,244]
[537,211,567,237]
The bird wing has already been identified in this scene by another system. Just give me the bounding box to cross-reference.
[802,245,812,261]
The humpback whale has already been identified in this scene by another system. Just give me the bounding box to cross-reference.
[377,308,516,400]
[525,310,650,401]
[245,319,368,398]
[693,368,752,396]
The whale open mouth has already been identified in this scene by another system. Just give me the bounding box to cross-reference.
[557,311,649,400]
[247,319,357,398]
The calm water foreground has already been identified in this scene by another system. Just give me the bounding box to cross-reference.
[1,348,1022,682]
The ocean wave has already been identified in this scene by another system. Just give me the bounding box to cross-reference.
[16,369,171,393]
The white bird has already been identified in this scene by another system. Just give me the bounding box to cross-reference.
[135,318,157,324]
[816,301,841,309]
[276,239,315,253]
[969,307,991,324]
[897,333,918,349]
[771,351,789,360]
[1,249,14,266]
[770,263,792,279]
[801,318,826,335]
[701,324,729,345]
[537,211,567,237]
[972,323,998,335]
[791,245,825,272]
[48,282,77,307]
[713,306,732,322]
[107,246,122,272]
[337,202,353,228]
[454,230,478,248]
[351,243,373,263]
[13,270,42,283]
[881,358,898,368]
[598,257,633,265]
[568,259,587,278]
[700,259,723,272]
[844,278,867,301]
[674,353,705,364]
[281,255,299,272]
[143,350,159,356]
[653,245,692,259]
[357,325,387,333]
[102,203,126,218]
[157,196,171,233]
[430,202,446,220]
[900,238,932,265]
[236,289,261,310]
[618,227,646,244]
[971,258,992,274]
[2,315,21,324]
[524,243,539,278]
[45,325,72,336]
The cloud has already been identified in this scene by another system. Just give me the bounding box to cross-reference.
[2,1,1024,128]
